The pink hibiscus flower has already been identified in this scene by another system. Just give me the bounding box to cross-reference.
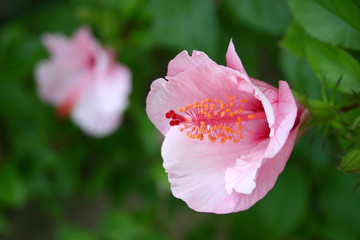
[35,27,131,137]
[146,40,306,213]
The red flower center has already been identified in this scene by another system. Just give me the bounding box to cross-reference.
[165,95,266,143]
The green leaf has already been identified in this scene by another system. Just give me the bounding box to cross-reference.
[305,38,360,93]
[227,0,292,36]
[98,210,169,240]
[0,213,8,234]
[56,224,96,240]
[254,166,309,238]
[99,211,140,240]
[147,0,219,55]
[280,49,321,99]
[352,116,360,129]
[319,171,360,235]
[281,22,310,57]
[282,22,360,93]
[322,227,359,240]
[288,0,360,50]
[0,164,27,207]
[339,149,360,174]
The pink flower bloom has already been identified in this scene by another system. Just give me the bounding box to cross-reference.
[35,27,131,137]
[146,40,306,213]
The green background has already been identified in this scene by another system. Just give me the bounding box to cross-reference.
[0,0,360,239]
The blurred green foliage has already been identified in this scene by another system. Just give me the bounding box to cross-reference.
[282,22,360,93]
[0,0,360,239]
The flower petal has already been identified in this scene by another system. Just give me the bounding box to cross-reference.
[251,77,279,104]
[264,81,297,158]
[224,41,280,138]
[42,33,71,58]
[73,27,103,62]
[146,63,260,136]
[218,66,277,137]
[167,50,216,77]
[162,127,258,213]
[225,141,268,195]
[73,27,94,47]
[34,60,86,105]
[225,39,247,75]
[42,27,98,68]
[162,116,301,213]
[246,122,301,209]
[71,65,131,137]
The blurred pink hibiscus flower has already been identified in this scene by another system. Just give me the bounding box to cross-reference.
[35,27,131,137]
[146,40,306,213]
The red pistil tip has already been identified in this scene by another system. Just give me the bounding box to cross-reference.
[170,120,180,126]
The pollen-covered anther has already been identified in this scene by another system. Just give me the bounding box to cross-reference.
[165,95,266,143]
[248,114,255,120]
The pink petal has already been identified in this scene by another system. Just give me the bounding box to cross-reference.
[92,49,112,77]
[264,81,297,158]
[146,78,174,136]
[162,127,255,213]
[251,77,279,104]
[42,28,94,71]
[146,63,260,136]
[73,27,102,59]
[162,119,301,213]
[34,60,87,105]
[225,39,247,75]
[225,141,268,195]
[248,82,276,137]
[247,122,301,209]
[41,33,70,57]
[218,66,277,137]
[224,40,279,138]
[73,27,93,45]
[167,50,216,77]
[71,65,131,137]
[225,165,258,195]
